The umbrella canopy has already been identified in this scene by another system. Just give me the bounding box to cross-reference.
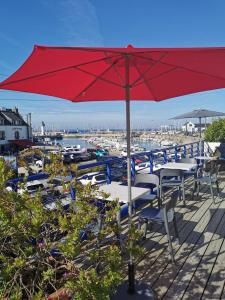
[2,45,225,293]
[2,45,225,100]
[172,109,225,119]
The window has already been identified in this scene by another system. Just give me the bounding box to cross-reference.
[0,131,5,140]
[15,131,20,140]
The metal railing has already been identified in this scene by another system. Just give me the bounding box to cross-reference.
[9,140,204,185]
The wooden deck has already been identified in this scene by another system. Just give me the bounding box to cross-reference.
[134,173,225,299]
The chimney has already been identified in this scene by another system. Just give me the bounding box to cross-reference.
[12,107,18,114]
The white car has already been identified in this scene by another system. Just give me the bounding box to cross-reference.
[135,162,150,171]
[78,172,107,186]
[18,180,47,196]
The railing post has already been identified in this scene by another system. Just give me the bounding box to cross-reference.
[163,149,167,164]
[174,147,178,162]
[131,157,136,182]
[197,142,200,157]
[106,163,111,184]
[201,140,204,156]
[183,145,187,158]
[149,152,154,174]
[190,144,194,158]
[70,186,76,212]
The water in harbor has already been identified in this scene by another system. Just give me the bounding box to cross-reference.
[58,137,160,151]
[58,137,94,148]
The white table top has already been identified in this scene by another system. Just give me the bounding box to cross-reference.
[98,181,149,203]
[160,162,197,171]
[195,156,215,160]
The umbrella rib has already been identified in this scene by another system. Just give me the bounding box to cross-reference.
[75,66,123,88]
[103,51,125,86]
[131,59,158,100]
[0,54,121,87]
[72,57,123,100]
[130,52,169,87]
[134,66,178,88]
[133,53,225,82]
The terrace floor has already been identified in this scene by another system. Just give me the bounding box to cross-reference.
[131,173,225,300]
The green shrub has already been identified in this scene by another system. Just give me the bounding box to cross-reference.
[204,119,225,142]
[0,157,124,299]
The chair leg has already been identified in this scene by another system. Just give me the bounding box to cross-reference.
[197,182,200,197]
[210,184,214,203]
[173,215,180,244]
[138,219,142,231]
[192,176,197,195]
[182,185,185,206]
[216,180,220,197]
[178,187,181,200]
[164,219,175,263]
[143,220,148,239]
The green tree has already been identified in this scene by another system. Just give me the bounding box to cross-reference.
[204,119,225,142]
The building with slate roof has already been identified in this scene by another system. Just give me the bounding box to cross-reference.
[0,107,32,153]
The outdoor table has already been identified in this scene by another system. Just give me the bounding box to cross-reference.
[160,162,197,171]
[98,181,149,224]
[195,156,215,161]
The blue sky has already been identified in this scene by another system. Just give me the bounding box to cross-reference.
[1,0,225,129]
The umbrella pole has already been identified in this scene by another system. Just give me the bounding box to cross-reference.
[125,54,135,294]
[199,117,202,155]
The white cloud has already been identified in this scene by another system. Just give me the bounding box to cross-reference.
[59,0,104,45]
[42,0,104,46]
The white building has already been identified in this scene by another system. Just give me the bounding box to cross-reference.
[0,107,32,153]
[181,121,210,134]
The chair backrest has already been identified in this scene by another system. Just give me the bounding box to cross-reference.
[134,173,159,187]
[160,168,182,179]
[178,158,196,164]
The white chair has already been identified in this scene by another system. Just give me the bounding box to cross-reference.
[134,173,160,207]
[195,161,220,203]
[178,157,198,193]
[160,168,185,205]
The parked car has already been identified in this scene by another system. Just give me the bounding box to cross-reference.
[78,172,107,185]
[86,148,97,159]
[135,161,150,171]
[96,149,109,157]
[18,180,47,196]
[70,152,91,162]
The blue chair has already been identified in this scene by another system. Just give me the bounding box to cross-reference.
[138,190,179,263]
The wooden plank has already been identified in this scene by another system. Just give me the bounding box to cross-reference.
[182,208,225,299]
[161,198,225,299]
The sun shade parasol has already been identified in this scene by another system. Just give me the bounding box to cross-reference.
[2,45,225,294]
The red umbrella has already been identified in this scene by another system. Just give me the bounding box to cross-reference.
[1,45,225,294]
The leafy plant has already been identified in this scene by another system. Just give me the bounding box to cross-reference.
[0,157,125,299]
[204,119,225,142]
